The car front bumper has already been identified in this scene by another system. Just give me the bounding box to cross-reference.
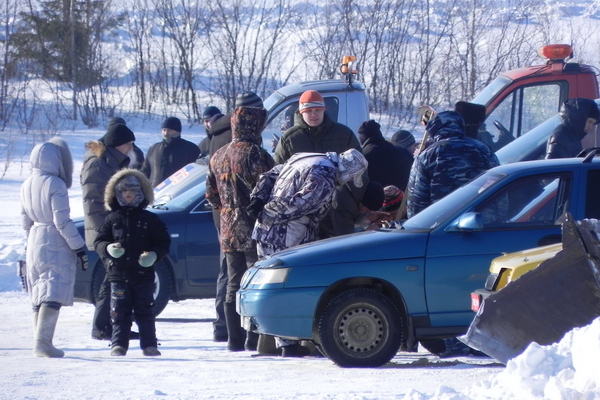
[237,286,325,340]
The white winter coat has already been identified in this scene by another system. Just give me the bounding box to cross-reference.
[21,138,85,307]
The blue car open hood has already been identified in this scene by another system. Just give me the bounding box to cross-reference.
[261,229,428,268]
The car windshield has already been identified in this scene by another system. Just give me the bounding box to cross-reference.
[402,172,506,230]
[153,181,206,211]
[471,75,513,106]
[154,163,208,206]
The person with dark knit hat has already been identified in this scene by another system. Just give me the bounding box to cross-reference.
[81,122,136,340]
[199,106,223,159]
[380,185,404,213]
[203,92,266,343]
[106,117,145,169]
[358,119,413,193]
[141,116,200,187]
[454,101,514,151]
[390,129,417,155]
[208,91,265,158]
[546,97,600,159]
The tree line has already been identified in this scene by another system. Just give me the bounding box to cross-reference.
[0,0,598,136]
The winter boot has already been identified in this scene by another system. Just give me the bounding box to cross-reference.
[34,304,64,358]
[143,346,161,356]
[224,302,245,352]
[257,334,281,356]
[244,331,259,351]
[111,345,127,356]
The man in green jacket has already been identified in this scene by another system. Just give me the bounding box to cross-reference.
[274,90,361,164]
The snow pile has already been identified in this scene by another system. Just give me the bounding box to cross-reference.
[405,317,600,400]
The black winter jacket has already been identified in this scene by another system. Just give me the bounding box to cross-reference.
[94,169,171,282]
[142,136,200,187]
[362,134,413,191]
[546,98,598,159]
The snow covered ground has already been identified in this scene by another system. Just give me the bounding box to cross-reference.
[1,124,600,399]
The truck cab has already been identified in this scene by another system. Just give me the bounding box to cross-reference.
[472,44,600,148]
[261,56,369,148]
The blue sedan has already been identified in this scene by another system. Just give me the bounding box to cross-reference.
[238,154,600,367]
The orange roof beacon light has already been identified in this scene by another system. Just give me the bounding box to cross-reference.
[538,44,573,62]
[340,55,358,86]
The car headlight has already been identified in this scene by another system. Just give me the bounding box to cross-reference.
[250,267,291,285]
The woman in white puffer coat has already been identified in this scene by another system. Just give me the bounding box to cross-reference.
[21,137,86,358]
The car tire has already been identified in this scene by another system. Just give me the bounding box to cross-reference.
[152,260,173,316]
[317,288,403,367]
[91,259,173,317]
[419,339,447,356]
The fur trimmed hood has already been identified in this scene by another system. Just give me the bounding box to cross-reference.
[104,168,154,211]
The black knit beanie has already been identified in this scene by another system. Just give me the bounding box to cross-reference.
[358,120,382,137]
[235,91,263,108]
[103,123,135,148]
[162,117,182,132]
[361,181,385,211]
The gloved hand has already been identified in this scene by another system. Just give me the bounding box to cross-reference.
[246,198,265,220]
[107,243,125,258]
[138,251,157,268]
[75,248,89,271]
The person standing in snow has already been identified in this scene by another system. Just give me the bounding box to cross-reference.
[142,116,201,187]
[106,117,145,169]
[248,149,368,357]
[21,137,88,357]
[81,123,136,340]
[94,169,171,356]
[198,106,222,160]
[545,98,600,159]
[205,91,265,344]
[406,111,499,218]
[205,106,275,352]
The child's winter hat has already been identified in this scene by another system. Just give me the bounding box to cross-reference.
[381,185,404,212]
[103,123,135,148]
[390,130,416,149]
[299,90,325,114]
[162,117,182,133]
[115,174,145,208]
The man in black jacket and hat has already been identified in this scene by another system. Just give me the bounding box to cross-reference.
[142,117,201,187]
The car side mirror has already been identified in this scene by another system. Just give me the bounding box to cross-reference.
[447,212,484,232]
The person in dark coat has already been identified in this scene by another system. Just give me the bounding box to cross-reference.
[390,129,417,156]
[94,169,171,357]
[206,91,264,343]
[22,137,87,358]
[454,101,514,151]
[406,111,499,218]
[81,123,136,340]
[545,98,600,159]
[198,106,222,159]
[208,91,264,158]
[142,117,201,187]
[358,119,413,191]
[205,106,275,352]
[107,117,145,169]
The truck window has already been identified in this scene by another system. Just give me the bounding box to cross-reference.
[486,83,564,143]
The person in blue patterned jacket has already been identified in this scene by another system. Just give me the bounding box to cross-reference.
[406,110,499,218]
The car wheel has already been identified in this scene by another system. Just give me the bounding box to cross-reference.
[317,288,403,367]
[152,260,173,316]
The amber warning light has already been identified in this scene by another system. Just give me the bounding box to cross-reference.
[340,56,358,75]
[538,44,573,61]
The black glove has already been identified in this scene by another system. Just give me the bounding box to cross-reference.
[75,248,89,271]
[246,198,265,220]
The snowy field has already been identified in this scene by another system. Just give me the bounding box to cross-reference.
[0,123,600,399]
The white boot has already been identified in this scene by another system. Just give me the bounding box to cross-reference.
[34,305,64,358]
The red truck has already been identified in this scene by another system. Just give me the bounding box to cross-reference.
[472,44,600,148]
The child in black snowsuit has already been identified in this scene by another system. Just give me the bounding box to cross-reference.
[94,169,171,356]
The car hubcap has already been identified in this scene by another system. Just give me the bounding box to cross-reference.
[336,306,385,354]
